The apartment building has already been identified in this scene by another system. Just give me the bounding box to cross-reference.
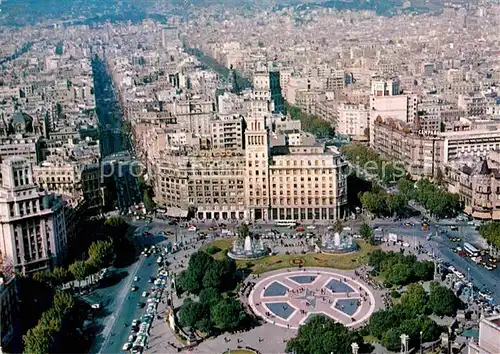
[372,116,444,178]
[372,116,500,179]
[152,149,246,220]
[369,76,418,147]
[245,115,348,222]
[336,102,369,137]
[211,114,244,150]
[0,157,67,274]
[33,159,103,210]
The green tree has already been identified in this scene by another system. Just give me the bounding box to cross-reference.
[199,287,223,306]
[53,291,75,315]
[397,178,415,200]
[202,262,225,290]
[381,327,402,352]
[400,284,427,316]
[211,298,247,331]
[237,223,249,239]
[23,325,54,354]
[142,189,155,211]
[368,309,401,339]
[386,262,413,286]
[32,271,53,286]
[428,282,460,316]
[359,222,375,244]
[178,298,208,328]
[69,260,90,288]
[39,307,62,332]
[178,251,215,294]
[286,316,362,354]
[88,239,114,269]
[52,267,70,287]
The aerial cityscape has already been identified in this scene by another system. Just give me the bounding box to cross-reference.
[2,0,500,354]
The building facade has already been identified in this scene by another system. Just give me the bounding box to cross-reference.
[0,157,67,274]
[468,315,500,354]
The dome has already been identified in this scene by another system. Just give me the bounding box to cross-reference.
[10,110,33,134]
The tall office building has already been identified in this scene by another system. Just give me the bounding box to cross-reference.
[0,157,67,274]
[369,76,418,147]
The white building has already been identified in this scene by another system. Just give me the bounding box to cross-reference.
[0,157,67,274]
[336,102,369,137]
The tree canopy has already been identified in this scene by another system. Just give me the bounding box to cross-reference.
[367,284,445,351]
[479,221,500,250]
[369,250,434,287]
[177,250,246,334]
[428,281,460,316]
[286,315,362,354]
[287,104,335,139]
[359,222,375,245]
[341,144,404,185]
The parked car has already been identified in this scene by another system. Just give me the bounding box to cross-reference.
[122,342,132,351]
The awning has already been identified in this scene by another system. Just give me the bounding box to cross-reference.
[165,207,188,218]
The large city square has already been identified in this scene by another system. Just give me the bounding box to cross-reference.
[248,268,376,329]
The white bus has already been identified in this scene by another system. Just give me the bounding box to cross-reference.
[275,220,297,227]
[464,242,479,257]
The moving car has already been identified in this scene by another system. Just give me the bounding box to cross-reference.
[141,291,148,297]
[91,303,101,309]
[131,286,138,292]
[134,276,139,281]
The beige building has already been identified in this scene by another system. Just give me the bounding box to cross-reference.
[445,153,500,220]
[468,315,500,354]
[372,116,500,179]
[336,102,369,137]
[33,159,103,210]
[369,76,418,147]
[152,149,246,220]
[245,114,348,222]
[0,157,67,274]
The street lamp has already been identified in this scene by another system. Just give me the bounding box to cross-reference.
[420,330,423,354]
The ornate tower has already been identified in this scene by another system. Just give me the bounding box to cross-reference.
[244,108,270,222]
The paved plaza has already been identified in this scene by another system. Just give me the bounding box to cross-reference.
[249,268,376,330]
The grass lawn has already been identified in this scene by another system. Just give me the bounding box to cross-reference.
[200,239,233,260]
[363,335,380,344]
[202,239,378,274]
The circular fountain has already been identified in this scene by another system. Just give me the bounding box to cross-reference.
[319,230,358,254]
[227,235,269,260]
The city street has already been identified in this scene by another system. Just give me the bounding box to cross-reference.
[368,217,500,303]
[85,214,500,354]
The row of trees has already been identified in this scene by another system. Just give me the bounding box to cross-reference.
[287,104,335,139]
[176,251,250,333]
[369,250,434,287]
[32,217,129,289]
[398,178,462,219]
[367,282,460,351]
[23,291,83,354]
[32,238,114,289]
[359,186,408,217]
[478,222,500,250]
[340,144,404,185]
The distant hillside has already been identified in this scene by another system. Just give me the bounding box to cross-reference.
[0,0,444,27]
[275,0,444,16]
